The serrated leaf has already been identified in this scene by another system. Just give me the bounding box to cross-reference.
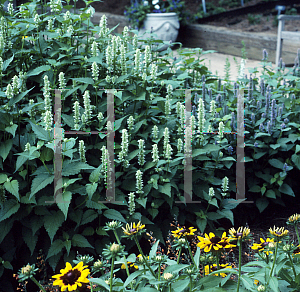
[72,234,94,249]
[44,210,65,243]
[103,209,127,223]
[71,77,94,85]
[29,121,50,141]
[4,180,19,201]
[9,87,34,106]
[22,227,38,255]
[3,261,13,270]
[0,174,7,184]
[89,166,101,183]
[196,218,207,233]
[30,174,54,199]
[158,183,171,197]
[46,239,64,259]
[86,183,98,200]
[56,191,72,220]
[0,139,12,161]
[81,209,98,226]
[15,155,29,173]
[279,183,295,196]
[62,161,95,176]
[256,197,269,213]
[269,158,284,169]
[64,240,72,256]
[0,200,20,222]
[27,65,51,77]
[2,54,14,71]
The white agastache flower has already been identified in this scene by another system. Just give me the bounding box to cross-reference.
[99,15,108,37]
[152,125,159,139]
[111,35,117,60]
[28,99,34,118]
[44,110,53,131]
[207,124,212,133]
[197,98,205,133]
[64,10,71,23]
[165,97,170,115]
[221,176,229,196]
[218,121,224,141]
[92,62,99,82]
[184,126,192,154]
[123,26,129,45]
[127,116,134,131]
[24,142,31,152]
[97,112,103,124]
[152,144,159,163]
[118,129,129,162]
[90,41,97,57]
[120,44,126,75]
[0,57,3,75]
[144,45,151,68]
[12,75,19,95]
[134,49,141,75]
[177,138,183,153]
[67,25,73,35]
[83,90,92,122]
[210,100,216,119]
[142,72,147,84]
[106,46,112,72]
[150,63,157,80]
[5,84,13,99]
[8,3,13,16]
[191,115,196,136]
[138,139,145,166]
[163,128,170,159]
[133,34,138,50]
[176,102,181,117]
[136,170,144,194]
[166,84,173,99]
[0,35,5,53]
[208,187,215,198]
[79,140,86,162]
[101,146,110,186]
[128,192,135,215]
[238,58,246,79]
[81,114,86,127]
[105,75,111,83]
[34,13,40,27]
[178,104,185,134]
[19,71,26,91]
[73,101,80,130]
[165,144,172,161]
[47,19,54,30]
[58,72,66,89]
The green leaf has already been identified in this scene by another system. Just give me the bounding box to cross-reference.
[0,174,7,184]
[46,239,64,259]
[27,65,51,77]
[81,209,98,226]
[4,180,19,201]
[158,183,171,197]
[15,155,29,173]
[123,270,145,289]
[2,54,14,71]
[72,234,94,249]
[103,209,127,224]
[5,124,17,137]
[8,87,34,106]
[196,218,207,233]
[89,166,101,183]
[22,227,38,255]
[265,190,276,199]
[71,77,94,85]
[64,240,72,256]
[149,239,160,260]
[44,210,65,243]
[86,183,98,200]
[279,183,295,197]
[220,199,244,209]
[217,209,234,224]
[163,264,190,275]
[269,158,284,169]
[62,161,95,176]
[256,197,269,213]
[269,276,279,292]
[29,121,50,141]
[40,147,54,162]
[88,278,110,291]
[30,173,54,199]
[0,139,12,161]
[56,191,72,220]
[296,145,300,154]
[240,275,255,290]
[292,154,300,170]
[2,261,13,270]
[0,200,20,222]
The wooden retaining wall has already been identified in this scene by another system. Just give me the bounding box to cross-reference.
[92,12,299,64]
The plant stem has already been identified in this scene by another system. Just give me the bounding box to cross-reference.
[31,277,46,292]
[177,246,182,264]
[110,256,115,292]
[186,239,197,267]
[134,235,156,278]
[288,253,297,279]
[158,265,161,291]
[295,225,300,245]
[236,239,242,292]
[268,240,279,284]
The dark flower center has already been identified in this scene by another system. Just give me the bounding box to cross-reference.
[276,232,282,236]
[211,266,218,271]
[262,242,268,247]
[178,229,186,234]
[61,269,81,285]
[210,236,221,244]
[130,228,137,233]
[236,232,243,237]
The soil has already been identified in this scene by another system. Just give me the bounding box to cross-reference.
[72,0,300,34]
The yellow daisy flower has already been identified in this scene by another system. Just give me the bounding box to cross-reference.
[52,261,90,291]
[288,214,300,224]
[197,232,236,252]
[251,238,274,255]
[269,226,289,237]
[228,226,250,240]
[204,263,232,277]
[121,262,138,270]
[122,221,145,236]
[171,226,197,239]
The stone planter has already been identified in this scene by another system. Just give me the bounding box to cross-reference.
[138,12,180,50]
